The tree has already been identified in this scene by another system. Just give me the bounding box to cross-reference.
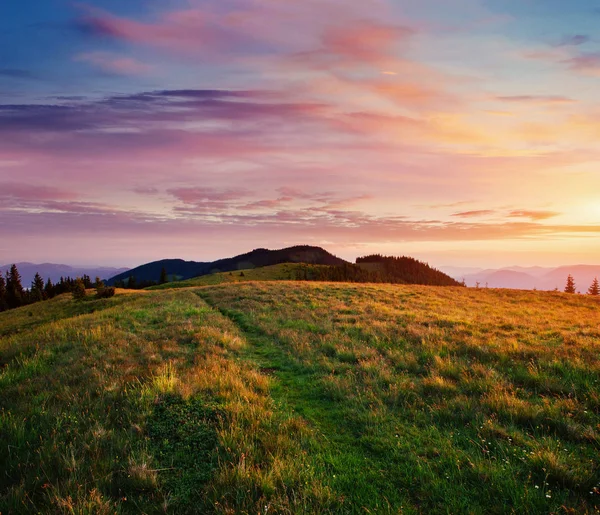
[159,267,168,285]
[30,273,45,302]
[6,264,25,309]
[0,275,7,311]
[72,278,86,300]
[45,278,54,299]
[128,275,137,289]
[588,277,600,296]
[564,274,576,294]
[95,276,104,289]
[82,274,93,288]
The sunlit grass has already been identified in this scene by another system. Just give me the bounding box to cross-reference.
[1,282,599,513]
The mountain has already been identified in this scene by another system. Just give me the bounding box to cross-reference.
[438,266,484,278]
[452,265,600,291]
[0,263,130,286]
[469,270,539,290]
[106,246,348,285]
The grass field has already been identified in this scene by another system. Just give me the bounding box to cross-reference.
[1,281,599,513]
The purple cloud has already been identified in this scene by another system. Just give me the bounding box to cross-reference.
[563,52,600,74]
[556,35,591,47]
[495,95,575,104]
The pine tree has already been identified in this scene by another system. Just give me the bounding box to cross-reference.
[82,275,93,288]
[30,272,45,302]
[159,267,168,284]
[128,275,137,289]
[564,274,576,294]
[0,275,7,311]
[45,278,54,299]
[588,277,600,296]
[6,264,25,308]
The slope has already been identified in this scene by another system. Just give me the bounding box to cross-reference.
[106,245,347,285]
[1,283,599,513]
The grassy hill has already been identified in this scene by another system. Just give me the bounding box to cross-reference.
[148,263,326,289]
[107,245,347,285]
[1,282,599,513]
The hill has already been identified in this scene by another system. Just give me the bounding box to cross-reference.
[148,263,329,289]
[1,281,598,513]
[106,245,347,285]
[356,254,462,286]
[0,262,129,285]
[148,259,462,290]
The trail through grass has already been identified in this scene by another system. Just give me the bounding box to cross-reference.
[199,282,600,514]
[1,282,599,513]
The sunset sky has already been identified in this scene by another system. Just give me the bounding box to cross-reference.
[2,0,600,268]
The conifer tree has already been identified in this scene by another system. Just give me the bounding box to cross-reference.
[159,267,168,284]
[30,273,45,302]
[128,275,137,289]
[588,277,600,296]
[6,264,25,308]
[45,278,54,299]
[0,275,7,311]
[564,274,576,294]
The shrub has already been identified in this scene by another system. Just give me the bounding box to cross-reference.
[96,287,116,299]
[72,278,86,300]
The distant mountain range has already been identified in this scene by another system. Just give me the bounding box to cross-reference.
[0,263,130,287]
[441,265,600,292]
[106,246,347,285]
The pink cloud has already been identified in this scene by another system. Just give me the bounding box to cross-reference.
[494,95,575,105]
[563,52,600,75]
[74,52,153,75]
[0,182,77,202]
[452,210,496,218]
[292,22,414,69]
[168,187,251,204]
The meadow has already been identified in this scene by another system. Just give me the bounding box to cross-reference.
[1,280,599,513]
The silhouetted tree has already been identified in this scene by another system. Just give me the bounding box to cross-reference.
[95,276,104,289]
[159,267,168,284]
[82,275,93,288]
[128,275,137,289]
[565,274,576,294]
[588,277,600,296]
[45,278,54,299]
[6,264,25,309]
[30,273,45,302]
[0,275,7,311]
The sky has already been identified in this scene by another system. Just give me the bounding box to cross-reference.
[1,0,600,268]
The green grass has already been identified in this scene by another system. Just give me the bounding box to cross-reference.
[147,263,329,289]
[1,283,599,513]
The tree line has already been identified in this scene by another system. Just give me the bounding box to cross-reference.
[0,264,115,312]
[112,267,170,289]
[290,256,463,287]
